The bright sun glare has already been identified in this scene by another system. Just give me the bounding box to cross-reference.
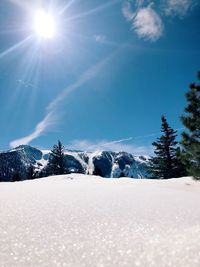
[33,10,56,39]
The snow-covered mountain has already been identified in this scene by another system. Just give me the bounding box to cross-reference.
[0,145,150,181]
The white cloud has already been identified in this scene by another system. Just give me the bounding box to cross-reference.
[122,2,164,41]
[133,6,164,41]
[162,0,196,17]
[122,0,198,41]
[67,138,153,156]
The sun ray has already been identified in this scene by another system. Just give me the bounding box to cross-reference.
[59,0,77,15]
[6,41,44,125]
[0,36,32,59]
[64,0,120,22]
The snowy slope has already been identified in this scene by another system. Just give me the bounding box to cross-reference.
[0,175,200,267]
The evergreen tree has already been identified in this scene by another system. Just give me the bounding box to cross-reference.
[47,140,66,175]
[181,72,200,179]
[175,147,188,177]
[148,115,183,179]
[11,172,21,182]
[27,165,35,180]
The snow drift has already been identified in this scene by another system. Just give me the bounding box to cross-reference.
[0,175,200,266]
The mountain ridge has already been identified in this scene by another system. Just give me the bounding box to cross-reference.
[0,145,150,181]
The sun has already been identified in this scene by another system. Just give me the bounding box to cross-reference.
[33,10,56,39]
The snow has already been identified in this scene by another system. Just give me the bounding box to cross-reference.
[41,150,51,155]
[35,150,49,171]
[134,155,150,163]
[87,151,104,175]
[64,151,88,172]
[0,175,200,267]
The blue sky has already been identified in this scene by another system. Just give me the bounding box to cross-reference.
[0,0,199,154]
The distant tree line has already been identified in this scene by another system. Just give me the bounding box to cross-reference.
[11,165,36,182]
[148,72,200,180]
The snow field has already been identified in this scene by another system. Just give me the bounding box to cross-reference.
[0,175,200,267]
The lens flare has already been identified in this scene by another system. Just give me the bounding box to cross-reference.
[33,10,56,39]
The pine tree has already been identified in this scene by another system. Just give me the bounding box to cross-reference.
[148,115,183,179]
[181,72,200,179]
[175,147,188,177]
[47,140,66,175]
[11,172,21,182]
[27,165,35,180]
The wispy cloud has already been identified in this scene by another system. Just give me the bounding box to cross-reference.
[10,112,56,148]
[67,126,185,155]
[101,137,133,146]
[10,52,115,148]
[67,138,153,155]
[47,54,112,111]
[136,0,146,7]
[122,1,135,21]
[94,34,107,44]
[67,125,185,154]
[122,2,164,42]
[161,0,197,17]
[17,79,38,89]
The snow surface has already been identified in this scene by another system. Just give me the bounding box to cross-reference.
[0,175,200,267]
